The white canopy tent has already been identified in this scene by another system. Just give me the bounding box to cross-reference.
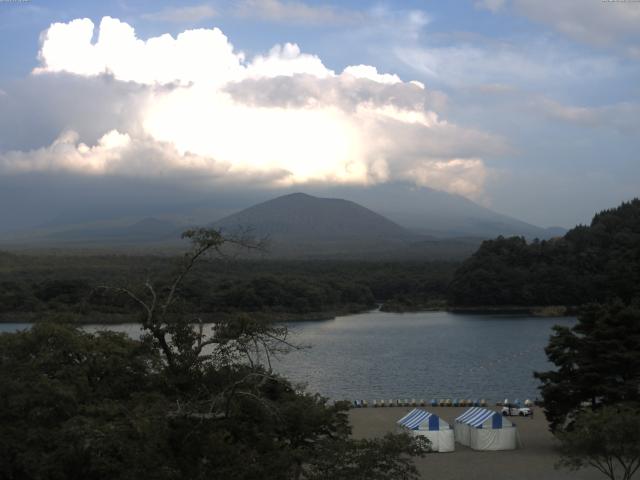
[454,407,518,451]
[396,408,455,452]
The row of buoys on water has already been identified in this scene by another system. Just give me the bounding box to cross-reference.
[499,398,534,406]
[349,398,535,409]
[434,399,488,407]
[352,399,425,408]
[379,399,424,408]
[350,398,491,408]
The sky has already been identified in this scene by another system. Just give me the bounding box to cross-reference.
[0,0,638,230]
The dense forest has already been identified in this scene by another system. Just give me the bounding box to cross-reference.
[0,253,456,322]
[448,199,640,307]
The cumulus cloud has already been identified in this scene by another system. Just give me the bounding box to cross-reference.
[0,130,218,176]
[405,159,487,200]
[34,17,246,86]
[0,74,153,152]
[342,65,402,85]
[1,130,134,175]
[247,43,334,79]
[224,74,427,111]
[12,16,506,199]
[0,129,290,186]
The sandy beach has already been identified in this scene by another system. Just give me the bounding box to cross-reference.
[349,406,604,480]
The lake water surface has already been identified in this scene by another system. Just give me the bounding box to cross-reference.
[277,310,575,402]
[0,310,575,403]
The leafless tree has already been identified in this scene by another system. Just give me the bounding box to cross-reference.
[100,227,300,419]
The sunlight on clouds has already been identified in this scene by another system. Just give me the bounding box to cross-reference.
[0,128,240,179]
[24,16,499,199]
[248,43,334,79]
[356,103,438,126]
[406,159,487,199]
[342,65,401,84]
[144,86,364,184]
[36,17,245,86]
[1,130,129,174]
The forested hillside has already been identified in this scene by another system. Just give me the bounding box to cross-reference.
[0,254,455,322]
[448,199,640,306]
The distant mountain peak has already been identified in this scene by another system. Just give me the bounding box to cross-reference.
[211,192,420,257]
[282,192,313,199]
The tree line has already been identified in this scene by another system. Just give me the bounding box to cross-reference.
[448,199,640,307]
[535,300,640,480]
[0,255,455,321]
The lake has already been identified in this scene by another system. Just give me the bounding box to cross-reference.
[0,310,574,403]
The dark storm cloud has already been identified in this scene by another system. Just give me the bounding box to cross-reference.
[0,73,151,152]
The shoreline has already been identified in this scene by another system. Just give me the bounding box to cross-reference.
[0,304,578,325]
[0,306,374,325]
[446,305,578,317]
[377,304,577,317]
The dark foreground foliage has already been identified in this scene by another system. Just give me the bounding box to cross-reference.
[556,405,640,480]
[536,299,640,479]
[449,199,640,307]
[0,323,425,480]
[535,301,640,432]
[0,229,426,480]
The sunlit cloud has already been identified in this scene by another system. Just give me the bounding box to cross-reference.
[13,16,507,199]
[0,129,224,177]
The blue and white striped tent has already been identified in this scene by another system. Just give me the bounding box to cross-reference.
[397,409,455,452]
[454,407,517,451]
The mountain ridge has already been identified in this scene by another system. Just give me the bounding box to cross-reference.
[0,185,565,257]
[307,182,564,239]
[213,192,414,240]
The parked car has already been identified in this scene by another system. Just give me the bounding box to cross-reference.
[501,403,532,416]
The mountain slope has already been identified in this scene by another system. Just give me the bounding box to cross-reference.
[214,193,411,239]
[308,183,564,239]
[0,184,564,256]
[211,193,438,257]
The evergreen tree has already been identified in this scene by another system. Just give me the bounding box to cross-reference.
[449,199,640,307]
[557,405,640,480]
[535,301,640,431]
